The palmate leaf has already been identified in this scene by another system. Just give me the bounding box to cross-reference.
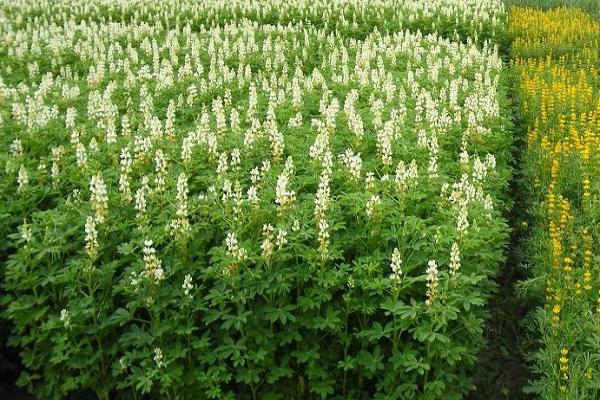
[311,307,342,331]
[292,345,320,364]
[401,353,430,375]
[266,356,294,384]
[356,321,394,342]
[309,377,335,399]
[356,346,385,377]
[262,304,297,324]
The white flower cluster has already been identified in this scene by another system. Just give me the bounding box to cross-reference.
[90,173,108,223]
[338,149,362,182]
[153,347,165,368]
[449,242,461,275]
[168,173,190,239]
[365,195,381,219]
[225,232,248,262]
[182,274,193,298]
[389,248,403,284]
[134,240,165,285]
[425,260,439,306]
[275,157,296,215]
[59,309,70,329]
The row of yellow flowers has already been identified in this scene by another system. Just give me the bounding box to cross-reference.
[510,6,600,399]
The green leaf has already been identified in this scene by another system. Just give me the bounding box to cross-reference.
[263,304,296,325]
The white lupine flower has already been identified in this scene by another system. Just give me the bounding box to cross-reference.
[9,138,23,157]
[472,156,487,181]
[69,130,80,147]
[348,111,364,140]
[365,195,381,219]
[395,160,419,191]
[243,118,261,150]
[84,216,99,258]
[338,149,362,182]
[181,133,196,162]
[457,205,470,235]
[230,148,241,171]
[119,148,132,203]
[275,157,296,214]
[59,309,70,329]
[134,177,149,219]
[389,248,403,283]
[182,274,193,298]
[75,142,87,168]
[427,153,438,179]
[377,117,395,168]
[309,124,330,161]
[261,224,274,260]
[20,220,32,244]
[425,260,439,306]
[371,98,384,130]
[276,229,288,249]
[267,113,285,161]
[225,232,247,261]
[153,150,168,193]
[216,152,229,176]
[142,240,164,284]
[89,138,98,153]
[153,348,165,368]
[106,123,117,144]
[165,100,176,138]
[134,135,152,161]
[417,129,428,148]
[121,115,131,137]
[314,172,330,221]
[317,218,330,261]
[288,112,303,127]
[449,242,461,275]
[213,98,227,134]
[65,107,77,129]
[17,164,28,192]
[51,162,60,185]
[247,186,259,205]
[483,194,494,219]
[291,219,300,232]
[365,171,375,190]
[230,108,240,132]
[185,84,198,107]
[90,173,108,223]
[169,173,190,238]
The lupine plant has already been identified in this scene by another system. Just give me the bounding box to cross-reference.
[0,0,512,399]
[510,6,600,399]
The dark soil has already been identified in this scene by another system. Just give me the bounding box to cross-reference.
[467,226,533,400]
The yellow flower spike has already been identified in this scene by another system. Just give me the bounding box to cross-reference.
[553,304,562,315]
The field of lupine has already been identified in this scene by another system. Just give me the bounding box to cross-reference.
[511,6,600,399]
[0,1,597,399]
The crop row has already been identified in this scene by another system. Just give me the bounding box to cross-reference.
[510,6,600,399]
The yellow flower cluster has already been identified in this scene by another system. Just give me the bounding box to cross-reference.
[511,6,600,398]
